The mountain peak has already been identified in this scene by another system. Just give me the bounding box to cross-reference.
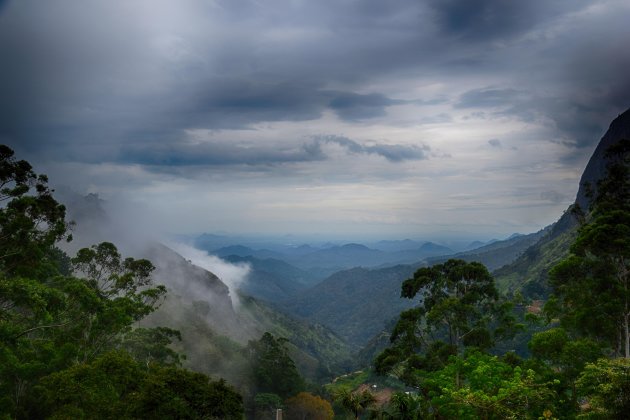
[340,243,371,251]
[576,107,630,210]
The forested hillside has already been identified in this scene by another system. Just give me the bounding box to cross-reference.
[283,265,419,347]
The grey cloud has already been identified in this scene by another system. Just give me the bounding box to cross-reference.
[121,140,325,167]
[0,0,628,174]
[312,135,430,162]
[428,0,590,41]
[118,134,428,168]
[327,92,400,121]
[456,88,522,109]
[488,139,501,148]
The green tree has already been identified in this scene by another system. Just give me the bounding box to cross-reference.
[68,242,167,362]
[33,350,144,419]
[254,392,283,419]
[285,392,334,420]
[576,357,630,419]
[529,327,602,410]
[34,350,244,419]
[422,351,557,419]
[376,259,518,380]
[0,145,71,279]
[549,140,630,357]
[131,365,243,419]
[0,146,243,418]
[333,387,376,420]
[246,332,305,398]
[400,259,511,351]
[380,392,428,420]
[120,326,183,367]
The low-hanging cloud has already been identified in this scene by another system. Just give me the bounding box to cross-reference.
[168,242,250,308]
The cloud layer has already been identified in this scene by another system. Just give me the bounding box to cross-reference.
[1,0,629,238]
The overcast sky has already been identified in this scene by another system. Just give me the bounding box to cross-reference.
[1,0,629,241]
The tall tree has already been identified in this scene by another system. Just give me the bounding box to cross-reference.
[376,259,518,381]
[400,259,507,352]
[0,145,71,279]
[245,332,305,398]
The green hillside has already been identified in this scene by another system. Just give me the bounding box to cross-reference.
[494,211,578,299]
[284,265,418,347]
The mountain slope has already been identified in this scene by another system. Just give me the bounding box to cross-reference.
[427,228,549,271]
[222,254,312,302]
[283,265,419,347]
[61,192,353,384]
[576,109,630,210]
[494,107,630,298]
[140,246,353,383]
[493,212,577,298]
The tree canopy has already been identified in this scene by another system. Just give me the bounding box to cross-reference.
[245,331,305,399]
[376,259,519,381]
[0,145,244,419]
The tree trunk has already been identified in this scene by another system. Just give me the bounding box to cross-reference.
[624,312,629,358]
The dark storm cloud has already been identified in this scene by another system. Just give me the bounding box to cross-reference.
[186,81,328,127]
[186,86,406,127]
[121,140,324,167]
[119,135,428,167]
[327,92,401,121]
[556,38,630,150]
[428,0,590,41]
[0,0,627,173]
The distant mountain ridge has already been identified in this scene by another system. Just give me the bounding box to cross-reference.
[199,240,454,274]
[427,228,549,271]
[280,231,547,347]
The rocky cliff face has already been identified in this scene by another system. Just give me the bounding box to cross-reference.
[576,108,630,210]
[494,107,630,298]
